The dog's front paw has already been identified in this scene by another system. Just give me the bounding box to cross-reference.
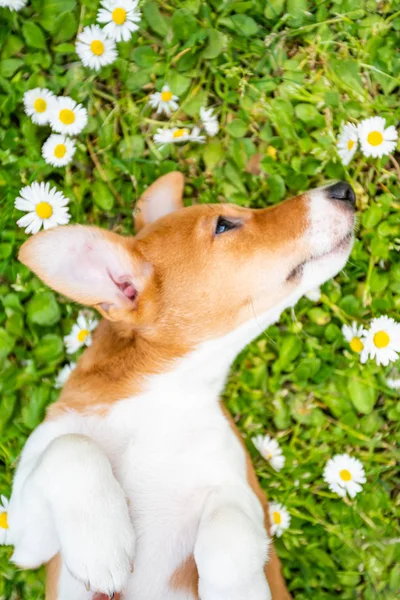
[59,497,135,595]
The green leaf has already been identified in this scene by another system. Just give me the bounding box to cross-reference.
[52,12,77,43]
[294,103,321,123]
[278,335,303,370]
[27,291,61,326]
[267,174,286,202]
[0,58,24,78]
[329,59,364,96]
[33,334,64,364]
[347,376,377,414]
[22,22,47,50]
[92,181,115,211]
[226,119,247,138]
[171,9,197,40]
[230,14,258,37]
[202,29,226,59]
[142,1,169,37]
[0,327,15,361]
[203,140,224,171]
[39,0,76,33]
[132,46,158,68]
[167,72,191,96]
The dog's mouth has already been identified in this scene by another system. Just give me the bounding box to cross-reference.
[287,231,354,282]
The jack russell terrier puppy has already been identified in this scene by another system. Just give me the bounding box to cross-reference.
[6,173,355,600]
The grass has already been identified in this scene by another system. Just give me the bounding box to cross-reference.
[1,0,400,598]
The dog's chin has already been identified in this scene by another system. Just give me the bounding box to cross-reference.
[300,232,354,293]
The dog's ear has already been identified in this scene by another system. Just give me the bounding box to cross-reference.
[19,226,151,321]
[134,171,184,232]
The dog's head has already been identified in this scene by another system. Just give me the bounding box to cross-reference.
[19,173,355,349]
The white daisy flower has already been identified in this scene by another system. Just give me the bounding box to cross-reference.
[342,322,366,355]
[15,182,71,235]
[252,434,285,472]
[76,25,117,72]
[97,0,141,42]
[64,312,98,354]
[42,134,76,168]
[268,502,290,537]
[23,88,56,126]
[49,96,88,136]
[0,0,27,11]
[323,453,366,499]
[358,117,398,158]
[337,122,358,166]
[55,362,76,389]
[0,496,9,545]
[200,107,219,137]
[386,375,400,390]
[360,315,400,366]
[154,127,205,149]
[304,287,321,302]
[148,84,179,117]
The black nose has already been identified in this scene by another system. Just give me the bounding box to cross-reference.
[326,181,356,207]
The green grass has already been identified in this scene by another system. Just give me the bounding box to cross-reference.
[1,0,400,598]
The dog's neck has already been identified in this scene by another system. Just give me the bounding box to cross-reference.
[51,291,302,417]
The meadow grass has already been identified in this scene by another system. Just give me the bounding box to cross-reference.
[0,0,400,598]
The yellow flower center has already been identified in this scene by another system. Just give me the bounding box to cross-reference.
[367,131,383,147]
[34,98,47,113]
[347,139,355,150]
[36,202,53,219]
[77,329,89,343]
[112,7,127,24]
[350,337,363,353]
[59,109,75,125]
[161,90,173,102]
[54,144,66,159]
[173,129,188,139]
[373,330,390,348]
[339,469,352,482]
[0,512,8,529]
[272,511,281,525]
[266,452,273,459]
[90,40,105,56]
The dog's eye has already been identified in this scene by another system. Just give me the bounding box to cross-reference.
[215,217,241,235]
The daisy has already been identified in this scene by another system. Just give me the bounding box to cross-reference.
[154,127,205,149]
[148,85,179,117]
[42,134,76,168]
[252,434,285,472]
[323,453,366,499]
[268,502,290,537]
[55,362,76,389]
[76,25,117,72]
[0,0,27,10]
[0,496,9,545]
[64,312,98,354]
[49,96,88,136]
[200,107,219,137]
[15,182,71,235]
[360,316,400,366]
[336,122,358,166]
[97,0,141,42]
[23,88,56,126]
[342,322,366,355]
[304,287,321,302]
[358,117,398,158]
[386,375,400,390]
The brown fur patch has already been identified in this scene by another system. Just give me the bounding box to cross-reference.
[46,554,61,600]
[169,554,199,598]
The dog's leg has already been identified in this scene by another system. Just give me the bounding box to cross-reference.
[194,487,271,600]
[9,433,135,597]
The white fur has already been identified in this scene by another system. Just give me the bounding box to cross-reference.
[8,190,354,599]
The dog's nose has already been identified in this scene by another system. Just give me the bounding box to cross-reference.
[326,181,356,207]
